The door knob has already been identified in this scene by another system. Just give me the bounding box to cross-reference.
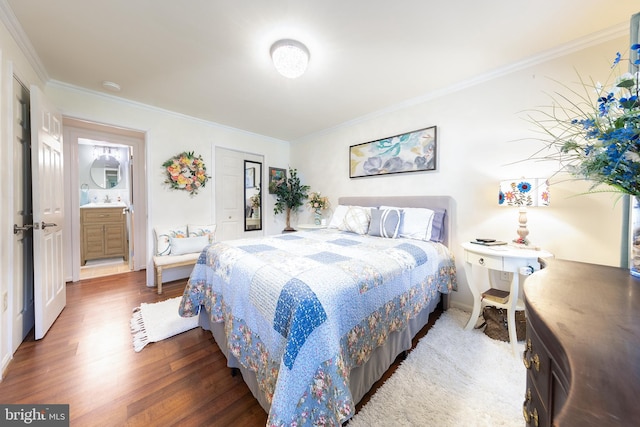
[41,221,58,229]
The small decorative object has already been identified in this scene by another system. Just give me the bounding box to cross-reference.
[307,191,330,225]
[526,44,640,273]
[273,167,310,232]
[163,151,210,196]
[498,178,550,246]
[349,126,437,178]
[268,167,287,194]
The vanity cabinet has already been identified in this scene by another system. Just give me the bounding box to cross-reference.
[523,259,640,426]
[81,207,127,265]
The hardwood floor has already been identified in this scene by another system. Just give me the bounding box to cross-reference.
[0,271,441,426]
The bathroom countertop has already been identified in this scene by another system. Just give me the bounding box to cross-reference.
[80,202,127,208]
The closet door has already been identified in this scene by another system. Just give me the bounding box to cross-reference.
[215,147,263,241]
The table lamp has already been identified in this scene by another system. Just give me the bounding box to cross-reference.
[499,178,550,246]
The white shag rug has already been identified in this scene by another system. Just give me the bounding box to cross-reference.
[130,296,199,352]
[348,308,525,427]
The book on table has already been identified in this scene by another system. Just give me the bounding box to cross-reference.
[482,288,510,304]
[470,240,507,246]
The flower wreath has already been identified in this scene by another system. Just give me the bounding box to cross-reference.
[162,151,210,195]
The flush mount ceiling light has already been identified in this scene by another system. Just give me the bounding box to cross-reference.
[102,80,121,92]
[270,39,310,79]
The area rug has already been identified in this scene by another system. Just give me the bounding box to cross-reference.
[130,296,199,352]
[348,308,525,427]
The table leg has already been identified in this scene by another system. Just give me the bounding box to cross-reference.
[506,273,520,355]
[464,262,484,330]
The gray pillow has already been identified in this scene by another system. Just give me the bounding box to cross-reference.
[368,208,402,238]
[430,209,446,243]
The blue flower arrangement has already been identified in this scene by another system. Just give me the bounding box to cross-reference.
[529,44,640,196]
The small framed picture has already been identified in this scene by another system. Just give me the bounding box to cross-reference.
[268,167,286,194]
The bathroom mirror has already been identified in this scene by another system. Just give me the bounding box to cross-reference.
[244,160,262,231]
[90,154,121,189]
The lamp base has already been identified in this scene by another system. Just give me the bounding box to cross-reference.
[508,240,541,251]
[512,236,529,246]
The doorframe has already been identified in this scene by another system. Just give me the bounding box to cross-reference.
[62,118,147,282]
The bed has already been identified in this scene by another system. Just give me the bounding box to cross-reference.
[178,196,457,426]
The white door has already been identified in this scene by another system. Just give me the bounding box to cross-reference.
[31,85,65,340]
[215,147,244,241]
[11,78,34,350]
[215,148,264,241]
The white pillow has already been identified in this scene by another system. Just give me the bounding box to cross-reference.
[339,206,371,235]
[154,226,188,256]
[170,235,209,255]
[380,206,435,241]
[188,223,217,244]
[328,205,350,229]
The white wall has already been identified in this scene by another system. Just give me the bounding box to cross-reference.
[291,36,628,311]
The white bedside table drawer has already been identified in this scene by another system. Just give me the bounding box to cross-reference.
[465,251,503,270]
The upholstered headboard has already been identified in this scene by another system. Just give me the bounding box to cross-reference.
[337,195,454,247]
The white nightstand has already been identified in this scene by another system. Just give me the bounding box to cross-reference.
[461,242,553,354]
[297,224,327,230]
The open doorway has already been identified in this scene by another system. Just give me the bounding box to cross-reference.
[63,118,147,282]
[77,139,131,280]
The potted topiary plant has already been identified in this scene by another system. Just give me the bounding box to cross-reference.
[273,167,310,232]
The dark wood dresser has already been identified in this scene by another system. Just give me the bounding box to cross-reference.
[523,259,640,426]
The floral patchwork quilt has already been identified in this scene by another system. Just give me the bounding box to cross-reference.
[179,229,456,426]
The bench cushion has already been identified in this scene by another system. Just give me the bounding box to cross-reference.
[153,252,200,267]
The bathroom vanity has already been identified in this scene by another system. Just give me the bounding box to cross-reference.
[80,203,127,265]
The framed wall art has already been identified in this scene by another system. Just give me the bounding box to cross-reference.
[268,167,287,194]
[349,126,437,178]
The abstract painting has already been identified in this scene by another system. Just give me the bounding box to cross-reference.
[349,126,437,178]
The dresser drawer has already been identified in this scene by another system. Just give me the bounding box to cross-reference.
[524,381,549,427]
[525,322,551,414]
[82,208,124,223]
[465,251,503,270]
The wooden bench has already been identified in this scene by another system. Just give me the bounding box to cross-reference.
[153,224,215,294]
[152,252,200,294]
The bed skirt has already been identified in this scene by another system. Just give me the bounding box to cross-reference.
[197,292,444,418]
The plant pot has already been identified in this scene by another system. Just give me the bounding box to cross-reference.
[283,207,295,232]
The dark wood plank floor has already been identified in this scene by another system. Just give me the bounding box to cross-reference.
[0,271,441,426]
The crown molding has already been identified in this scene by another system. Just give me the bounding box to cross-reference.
[48,79,290,146]
[293,22,629,143]
[0,0,49,82]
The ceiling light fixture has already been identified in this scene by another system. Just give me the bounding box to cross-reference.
[270,39,310,79]
[102,81,121,92]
